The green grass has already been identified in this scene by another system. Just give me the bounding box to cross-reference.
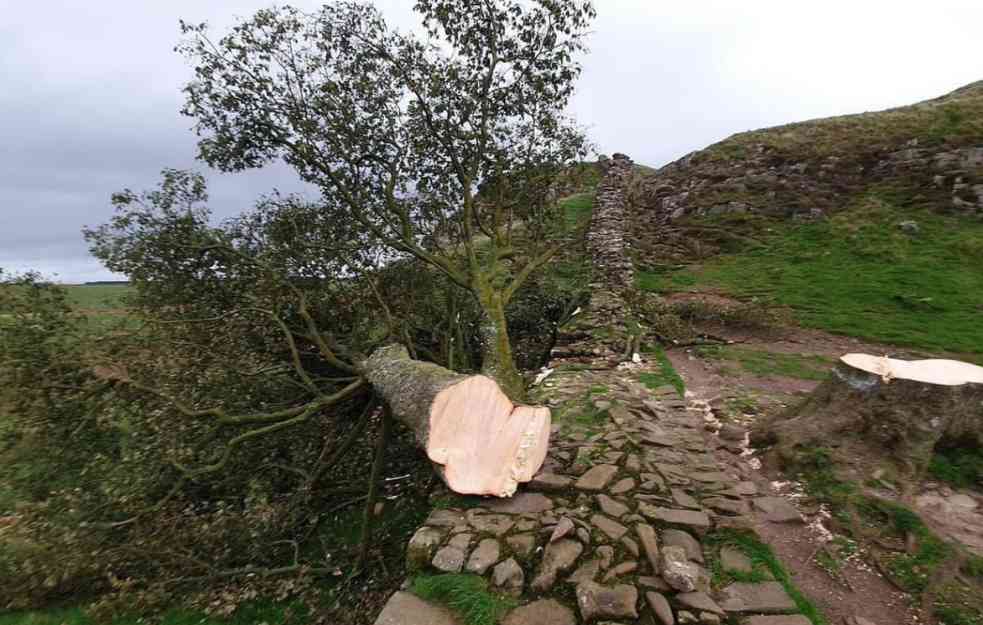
[706,530,828,625]
[694,345,833,381]
[641,196,983,361]
[638,345,686,397]
[929,446,983,489]
[62,284,131,310]
[0,601,309,625]
[558,193,595,233]
[410,574,516,625]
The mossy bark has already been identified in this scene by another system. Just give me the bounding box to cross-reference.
[360,344,466,452]
[476,289,526,402]
[753,359,983,477]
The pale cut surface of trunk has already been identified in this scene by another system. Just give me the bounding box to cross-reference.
[754,352,983,478]
[841,353,983,386]
[362,345,551,497]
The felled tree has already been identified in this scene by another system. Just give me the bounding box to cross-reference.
[87,166,553,504]
[177,0,595,399]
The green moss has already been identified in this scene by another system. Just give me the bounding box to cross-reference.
[929,445,983,489]
[694,345,833,381]
[638,346,686,397]
[410,574,517,625]
[706,530,828,625]
[558,193,595,233]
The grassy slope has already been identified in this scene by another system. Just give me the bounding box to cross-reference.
[698,80,983,164]
[63,284,131,311]
[639,195,983,360]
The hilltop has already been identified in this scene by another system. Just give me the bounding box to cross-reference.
[628,81,983,361]
[634,80,983,222]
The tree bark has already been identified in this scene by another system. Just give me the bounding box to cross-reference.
[476,290,526,402]
[753,353,983,477]
[360,345,550,497]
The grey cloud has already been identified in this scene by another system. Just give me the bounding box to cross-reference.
[2,0,982,282]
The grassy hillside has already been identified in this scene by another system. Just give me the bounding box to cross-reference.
[638,194,983,360]
[699,80,983,164]
[633,81,983,360]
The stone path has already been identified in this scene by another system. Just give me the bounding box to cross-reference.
[382,357,815,625]
[373,154,820,625]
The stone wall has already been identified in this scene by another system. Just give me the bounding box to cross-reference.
[634,143,983,226]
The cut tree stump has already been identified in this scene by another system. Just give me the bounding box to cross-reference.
[753,353,983,476]
[362,345,551,497]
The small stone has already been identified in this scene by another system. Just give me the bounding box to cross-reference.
[699,612,721,625]
[949,493,978,509]
[625,454,642,472]
[433,546,466,573]
[734,482,758,497]
[704,497,751,517]
[592,514,629,541]
[577,527,592,545]
[576,464,620,491]
[660,546,708,592]
[597,494,631,518]
[551,517,576,542]
[426,509,466,527]
[678,611,698,624]
[407,527,446,569]
[719,547,753,574]
[502,598,575,625]
[466,538,501,575]
[575,582,639,622]
[532,539,584,591]
[487,492,555,514]
[610,478,636,495]
[718,582,797,614]
[568,559,602,584]
[373,592,459,625]
[671,488,701,510]
[516,518,538,532]
[639,505,711,535]
[596,545,615,569]
[691,472,731,483]
[645,591,675,625]
[718,423,747,441]
[492,558,525,596]
[675,591,723,615]
[469,514,515,536]
[636,523,660,573]
[638,576,672,591]
[753,497,803,523]
[662,529,704,563]
[602,560,637,581]
[621,536,639,557]
[507,533,537,559]
[530,473,574,492]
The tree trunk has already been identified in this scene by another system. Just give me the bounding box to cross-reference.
[753,353,983,477]
[360,345,550,497]
[476,290,526,402]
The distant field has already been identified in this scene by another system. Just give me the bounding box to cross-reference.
[64,284,132,311]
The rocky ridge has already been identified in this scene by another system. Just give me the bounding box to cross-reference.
[627,81,983,262]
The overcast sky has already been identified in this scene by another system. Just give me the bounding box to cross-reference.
[2,0,981,282]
